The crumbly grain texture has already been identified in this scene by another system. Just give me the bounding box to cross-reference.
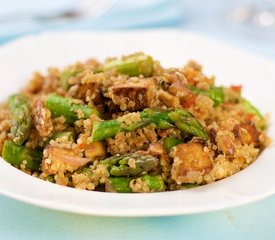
[0,52,270,192]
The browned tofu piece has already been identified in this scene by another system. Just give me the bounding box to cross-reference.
[111,78,156,111]
[171,142,213,184]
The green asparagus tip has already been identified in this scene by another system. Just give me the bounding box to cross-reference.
[168,109,208,141]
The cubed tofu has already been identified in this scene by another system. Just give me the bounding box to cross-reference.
[111,78,156,111]
[171,142,213,184]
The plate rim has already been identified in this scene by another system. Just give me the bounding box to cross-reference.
[0,29,274,217]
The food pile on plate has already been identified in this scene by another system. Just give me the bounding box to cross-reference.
[0,53,270,192]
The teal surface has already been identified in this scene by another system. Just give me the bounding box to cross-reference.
[1,194,274,240]
[0,0,275,239]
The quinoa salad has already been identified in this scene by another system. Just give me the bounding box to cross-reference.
[0,52,270,193]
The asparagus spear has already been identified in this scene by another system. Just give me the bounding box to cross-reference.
[42,131,75,147]
[2,140,42,171]
[105,177,132,193]
[103,54,154,77]
[168,109,208,141]
[8,94,32,145]
[45,94,99,125]
[50,131,75,141]
[105,175,165,193]
[90,109,208,142]
[205,87,224,107]
[90,118,151,142]
[242,98,263,119]
[46,175,55,183]
[140,109,174,129]
[90,109,173,142]
[163,137,181,151]
[89,109,168,142]
[189,86,224,107]
[140,175,165,192]
[101,153,158,177]
[60,69,82,91]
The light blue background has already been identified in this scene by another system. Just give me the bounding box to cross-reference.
[1,194,275,240]
[0,0,274,239]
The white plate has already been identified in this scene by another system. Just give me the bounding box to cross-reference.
[0,30,274,217]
